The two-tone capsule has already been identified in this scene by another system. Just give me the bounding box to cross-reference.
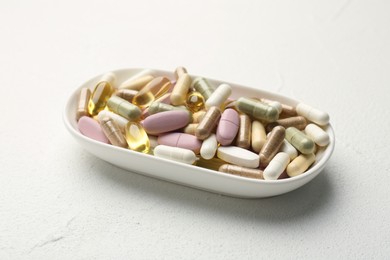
[107,96,142,121]
[285,127,315,154]
[235,97,279,122]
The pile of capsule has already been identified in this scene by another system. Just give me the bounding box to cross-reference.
[76,67,330,180]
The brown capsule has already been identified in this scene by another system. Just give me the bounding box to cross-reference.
[100,117,128,148]
[279,104,297,118]
[195,106,221,140]
[236,114,251,149]
[266,116,307,132]
[115,89,138,102]
[259,126,285,168]
[219,164,264,180]
[76,88,91,121]
[183,123,199,135]
[174,66,188,80]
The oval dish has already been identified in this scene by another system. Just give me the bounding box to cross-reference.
[63,68,335,198]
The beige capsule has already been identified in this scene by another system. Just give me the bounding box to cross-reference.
[219,164,264,180]
[115,89,138,103]
[251,120,267,153]
[183,123,199,135]
[236,114,251,149]
[259,126,286,168]
[119,74,154,90]
[171,73,192,105]
[287,153,316,177]
[195,106,221,140]
[100,117,128,148]
[174,66,188,79]
[192,110,206,123]
[266,116,307,132]
[76,88,91,121]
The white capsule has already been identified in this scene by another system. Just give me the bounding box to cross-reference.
[154,145,197,165]
[97,110,129,132]
[205,83,232,109]
[263,152,290,180]
[279,139,298,160]
[200,134,218,160]
[305,123,330,146]
[217,146,259,168]
[296,103,329,126]
[118,69,154,90]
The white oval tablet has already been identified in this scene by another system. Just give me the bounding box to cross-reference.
[217,146,259,168]
[154,145,197,165]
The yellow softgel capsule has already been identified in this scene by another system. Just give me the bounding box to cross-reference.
[125,122,150,153]
[88,72,116,116]
[186,91,205,113]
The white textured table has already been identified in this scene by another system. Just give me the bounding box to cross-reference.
[1,1,389,259]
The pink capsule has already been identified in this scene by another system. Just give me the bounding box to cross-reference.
[143,110,190,135]
[78,116,109,144]
[216,108,240,145]
[158,132,202,154]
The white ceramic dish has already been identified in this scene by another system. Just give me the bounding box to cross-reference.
[63,68,335,198]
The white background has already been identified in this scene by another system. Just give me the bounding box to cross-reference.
[1,0,390,259]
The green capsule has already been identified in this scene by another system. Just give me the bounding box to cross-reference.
[235,97,279,122]
[148,102,186,115]
[107,96,141,121]
[148,102,192,121]
[192,77,216,100]
[285,127,315,154]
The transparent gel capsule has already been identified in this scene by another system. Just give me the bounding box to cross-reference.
[125,122,150,153]
[186,91,205,113]
[132,76,172,108]
[88,73,115,116]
